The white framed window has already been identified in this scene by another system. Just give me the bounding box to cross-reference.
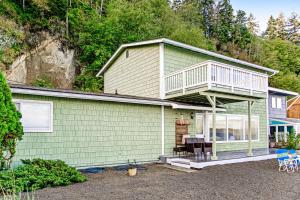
[13,99,53,133]
[206,114,259,143]
[271,97,276,108]
[276,97,282,109]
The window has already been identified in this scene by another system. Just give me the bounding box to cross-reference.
[277,97,282,109]
[125,50,129,58]
[208,115,227,141]
[206,114,259,142]
[14,100,53,132]
[245,117,259,140]
[271,97,276,108]
[196,115,204,135]
[271,96,283,109]
[228,116,244,141]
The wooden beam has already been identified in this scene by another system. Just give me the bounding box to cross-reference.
[199,91,258,102]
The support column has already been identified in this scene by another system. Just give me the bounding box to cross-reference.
[247,101,253,157]
[211,96,218,160]
[284,126,287,143]
[275,126,278,143]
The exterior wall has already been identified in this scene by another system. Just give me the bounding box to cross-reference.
[164,45,265,75]
[268,94,287,119]
[13,94,163,167]
[12,94,195,167]
[104,45,160,98]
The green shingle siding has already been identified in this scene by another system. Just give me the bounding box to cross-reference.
[104,45,160,98]
[164,45,265,75]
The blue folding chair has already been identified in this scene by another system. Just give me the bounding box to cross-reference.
[289,149,300,171]
[276,149,295,173]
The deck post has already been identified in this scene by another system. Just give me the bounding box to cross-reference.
[211,96,218,160]
[275,126,278,143]
[247,101,254,157]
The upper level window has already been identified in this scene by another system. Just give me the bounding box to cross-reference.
[14,100,53,133]
[277,98,282,109]
[271,96,282,109]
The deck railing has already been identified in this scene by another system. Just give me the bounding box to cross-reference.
[164,60,268,95]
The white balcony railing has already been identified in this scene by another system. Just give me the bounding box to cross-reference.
[164,60,268,96]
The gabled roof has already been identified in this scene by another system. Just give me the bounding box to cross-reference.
[96,38,279,76]
[268,87,298,96]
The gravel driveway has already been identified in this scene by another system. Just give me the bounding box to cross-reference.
[34,159,300,200]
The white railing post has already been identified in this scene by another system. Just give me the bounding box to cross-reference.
[230,68,234,92]
[207,63,212,90]
[250,73,253,95]
[182,71,186,94]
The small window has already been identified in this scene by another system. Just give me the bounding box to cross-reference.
[277,98,282,109]
[125,50,129,58]
[271,97,276,108]
[14,100,53,133]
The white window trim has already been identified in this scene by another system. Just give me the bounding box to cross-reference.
[13,99,53,133]
[197,113,260,143]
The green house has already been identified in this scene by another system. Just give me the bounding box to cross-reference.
[12,38,278,168]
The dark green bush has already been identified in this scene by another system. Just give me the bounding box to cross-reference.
[0,159,87,193]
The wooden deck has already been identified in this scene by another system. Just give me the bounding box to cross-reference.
[165,148,276,169]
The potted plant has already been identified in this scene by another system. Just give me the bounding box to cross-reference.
[286,129,300,153]
[128,160,137,176]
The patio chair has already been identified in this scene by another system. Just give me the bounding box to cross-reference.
[276,149,295,173]
[289,150,300,171]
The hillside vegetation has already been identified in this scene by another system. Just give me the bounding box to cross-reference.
[0,0,300,92]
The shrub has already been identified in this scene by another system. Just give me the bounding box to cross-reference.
[286,129,300,150]
[0,159,87,193]
[0,72,23,170]
[32,78,54,88]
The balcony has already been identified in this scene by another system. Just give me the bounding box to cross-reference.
[164,60,268,100]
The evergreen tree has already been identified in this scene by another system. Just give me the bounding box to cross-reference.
[0,72,23,169]
[214,0,234,44]
[198,0,215,38]
[265,15,277,39]
[275,13,287,40]
[247,13,259,35]
[232,10,251,48]
[286,13,300,44]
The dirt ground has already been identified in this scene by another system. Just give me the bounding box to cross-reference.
[33,159,300,200]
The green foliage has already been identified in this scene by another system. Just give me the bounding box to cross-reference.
[287,129,300,150]
[74,73,103,92]
[1,0,300,93]
[0,72,23,170]
[0,159,87,193]
[32,78,53,88]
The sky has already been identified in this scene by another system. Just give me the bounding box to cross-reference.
[230,0,300,33]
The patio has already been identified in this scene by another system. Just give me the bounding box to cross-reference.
[33,159,300,200]
[165,148,277,169]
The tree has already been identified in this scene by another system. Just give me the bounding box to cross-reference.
[232,10,251,48]
[247,13,259,35]
[198,0,215,38]
[0,72,23,169]
[214,0,234,45]
[265,15,277,39]
[275,13,287,40]
[286,13,300,44]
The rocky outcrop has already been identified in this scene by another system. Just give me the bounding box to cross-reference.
[6,36,76,89]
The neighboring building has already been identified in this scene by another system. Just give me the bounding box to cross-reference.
[287,95,300,119]
[12,38,278,167]
[268,87,299,143]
